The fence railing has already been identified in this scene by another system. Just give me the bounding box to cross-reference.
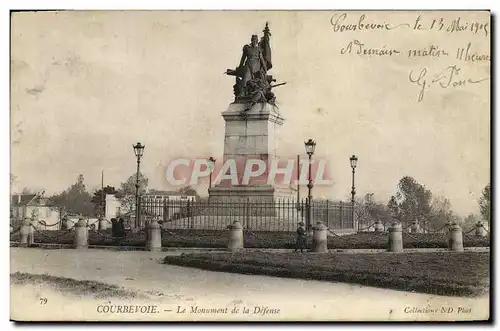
[138,197,354,232]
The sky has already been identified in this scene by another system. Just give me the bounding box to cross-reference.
[10,10,490,216]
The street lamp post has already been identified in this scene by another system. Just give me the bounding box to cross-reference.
[207,157,216,190]
[350,155,358,231]
[133,142,145,229]
[304,139,316,231]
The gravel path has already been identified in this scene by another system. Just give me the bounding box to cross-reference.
[10,248,489,322]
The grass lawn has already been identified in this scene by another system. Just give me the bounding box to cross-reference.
[10,229,489,249]
[10,272,141,299]
[163,251,490,297]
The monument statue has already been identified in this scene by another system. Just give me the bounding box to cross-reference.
[225,22,285,112]
[210,21,291,205]
[239,34,267,90]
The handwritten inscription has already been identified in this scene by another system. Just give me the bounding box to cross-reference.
[408,65,489,102]
[456,42,491,63]
[331,13,410,32]
[341,40,400,56]
[340,42,490,64]
[332,12,490,103]
[422,16,489,37]
[331,13,489,37]
[407,45,448,58]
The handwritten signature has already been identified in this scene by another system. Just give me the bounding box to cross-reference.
[408,65,489,102]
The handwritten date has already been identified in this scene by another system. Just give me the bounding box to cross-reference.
[409,65,489,102]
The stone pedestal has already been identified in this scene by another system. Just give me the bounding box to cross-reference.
[448,223,464,251]
[374,220,384,233]
[209,102,293,205]
[74,219,88,250]
[410,220,421,234]
[475,221,487,237]
[62,217,76,230]
[98,217,107,231]
[227,221,244,251]
[311,222,328,253]
[388,223,403,253]
[146,220,162,252]
[20,219,34,248]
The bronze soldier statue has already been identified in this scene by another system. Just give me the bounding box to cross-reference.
[239,34,267,93]
[225,22,286,118]
[226,23,282,97]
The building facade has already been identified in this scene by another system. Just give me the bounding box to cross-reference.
[11,193,60,229]
[104,190,197,228]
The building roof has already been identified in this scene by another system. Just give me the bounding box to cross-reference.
[145,190,196,197]
[11,194,37,206]
[11,194,52,207]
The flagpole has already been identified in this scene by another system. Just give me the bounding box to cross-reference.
[101,170,104,218]
[297,154,300,202]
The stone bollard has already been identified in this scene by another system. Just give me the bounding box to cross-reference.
[448,223,464,251]
[374,220,384,233]
[20,218,34,248]
[98,217,107,231]
[63,217,74,230]
[475,221,487,237]
[74,218,88,249]
[388,222,403,253]
[311,222,328,253]
[410,220,421,234]
[227,221,244,251]
[146,220,162,252]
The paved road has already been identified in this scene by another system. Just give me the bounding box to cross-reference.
[10,248,489,322]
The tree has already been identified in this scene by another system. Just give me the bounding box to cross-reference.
[429,196,459,229]
[178,185,200,200]
[388,176,432,224]
[356,193,391,229]
[21,187,36,195]
[387,195,400,219]
[76,174,84,189]
[30,207,39,222]
[118,172,148,214]
[462,213,480,229]
[478,183,490,223]
[91,186,118,216]
[49,174,95,216]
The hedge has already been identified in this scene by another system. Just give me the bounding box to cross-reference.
[10,229,490,249]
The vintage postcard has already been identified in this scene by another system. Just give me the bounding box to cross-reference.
[10,10,490,322]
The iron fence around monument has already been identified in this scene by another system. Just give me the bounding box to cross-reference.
[139,197,354,232]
